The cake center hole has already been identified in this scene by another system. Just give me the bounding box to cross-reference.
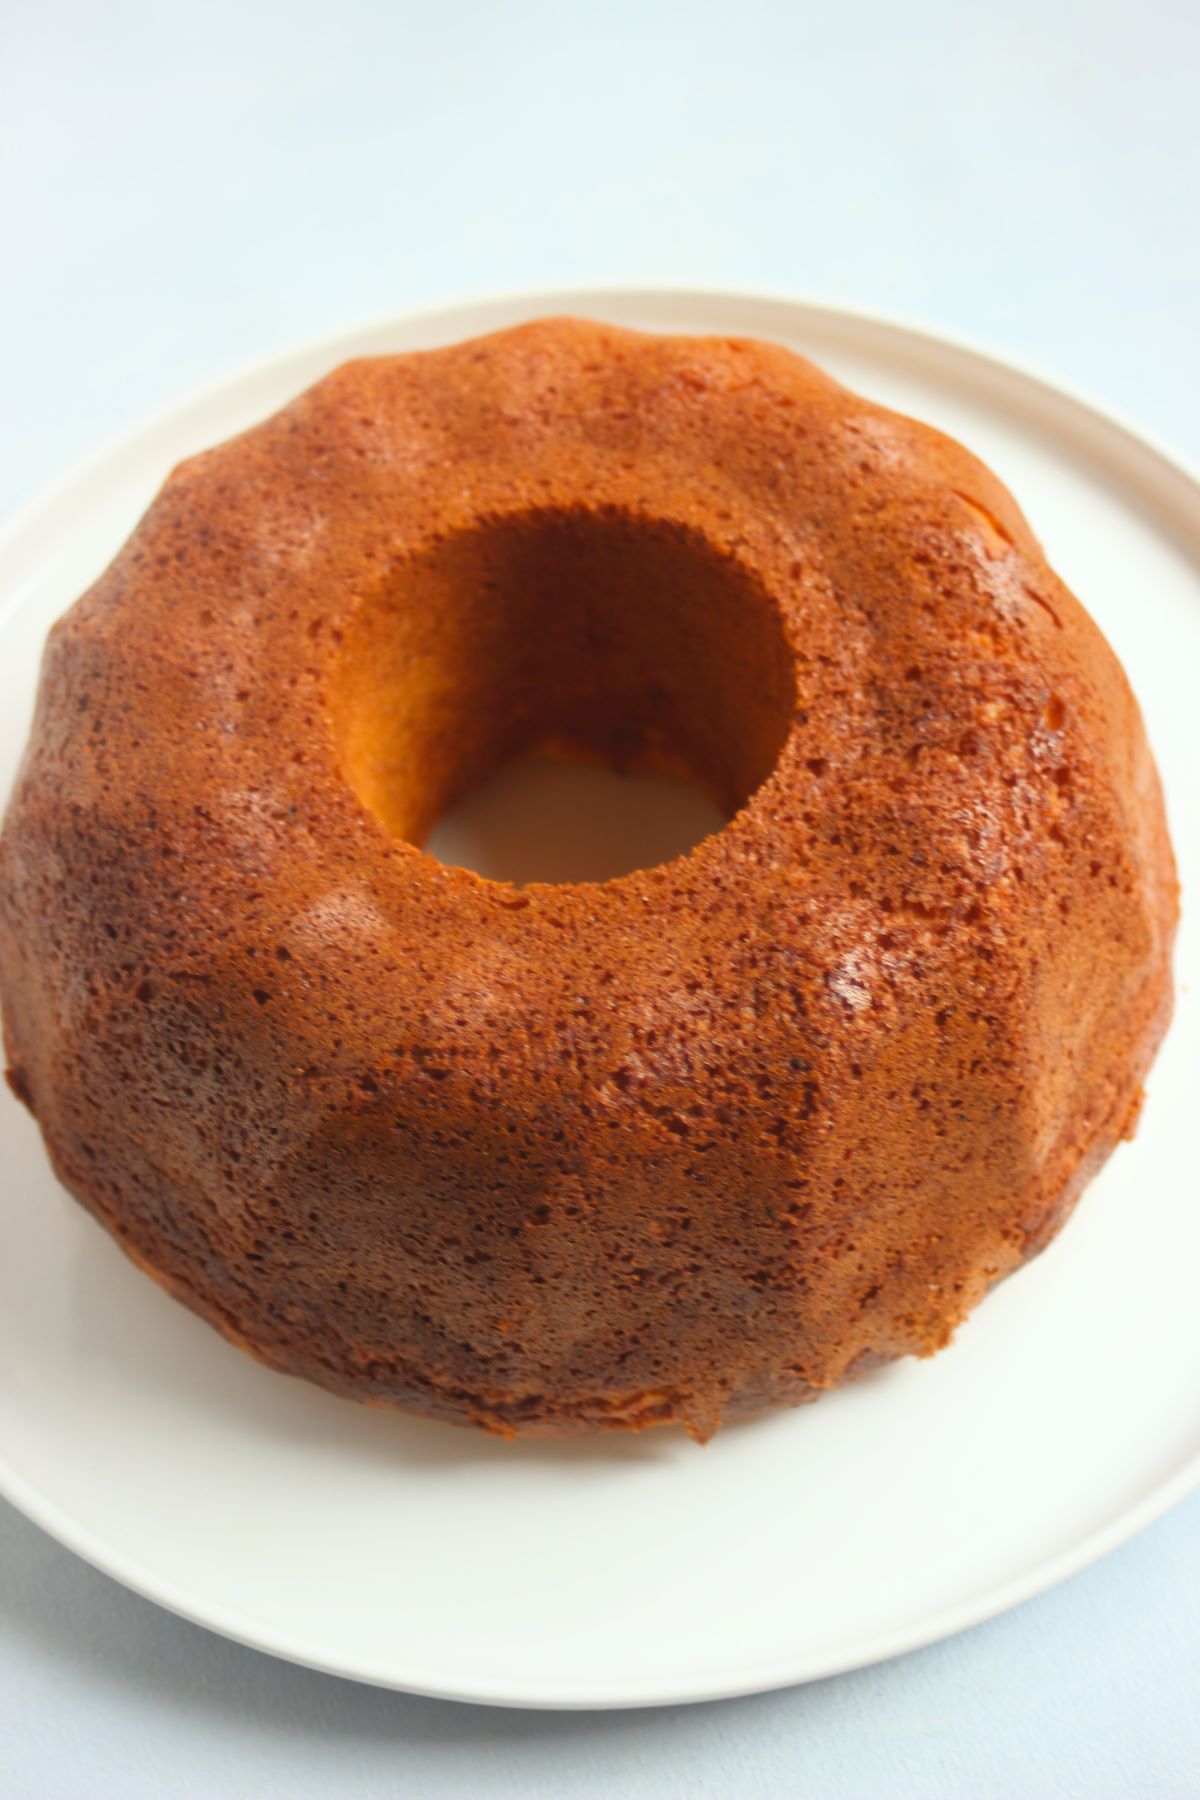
[331,506,795,884]
[425,751,727,884]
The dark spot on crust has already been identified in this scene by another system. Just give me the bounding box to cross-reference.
[5,1065,35,1114]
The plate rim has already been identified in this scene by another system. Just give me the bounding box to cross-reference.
[1,283,1198,1709]
[3,1411,1199,1710]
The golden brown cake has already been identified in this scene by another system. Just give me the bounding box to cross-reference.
[0,317,1178,1439]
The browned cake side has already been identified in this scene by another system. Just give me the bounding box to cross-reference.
[0,318,1178,1439]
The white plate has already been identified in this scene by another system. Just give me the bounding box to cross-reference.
[1,290,1198,1710]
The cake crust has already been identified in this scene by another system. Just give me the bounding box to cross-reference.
[0,318,1178,1438]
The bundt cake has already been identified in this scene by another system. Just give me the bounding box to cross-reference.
[0,317,1177,1439]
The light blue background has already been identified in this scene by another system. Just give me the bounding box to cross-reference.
[2,3,1198,1794]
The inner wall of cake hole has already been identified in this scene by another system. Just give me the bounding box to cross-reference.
[329,506,797,884]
